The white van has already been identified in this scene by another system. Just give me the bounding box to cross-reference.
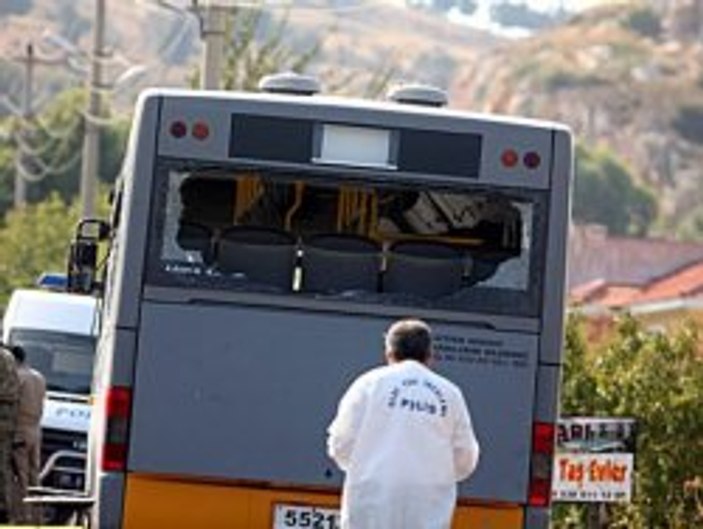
[2,288,99,490]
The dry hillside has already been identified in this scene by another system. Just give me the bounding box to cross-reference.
[452,2,703,238]
[5,1,702,238]
[0,0,498,99]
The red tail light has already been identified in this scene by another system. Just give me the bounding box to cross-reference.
[528,476,552,508]
[192,121,210,140]
[523,151,542,169]
[533,422,555,454]
[101,386,132,472]
[529,422,555,507]
[170,120,187,138]
[501,148,519,168]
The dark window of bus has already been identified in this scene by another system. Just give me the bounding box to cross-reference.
[397,129,482,178]
[148,166,545,317]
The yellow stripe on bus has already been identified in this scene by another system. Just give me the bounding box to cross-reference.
[123,473,523,529]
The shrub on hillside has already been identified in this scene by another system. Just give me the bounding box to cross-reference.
[574,144,657,236]
[0,0,33,16]
[673,102,703,145]
[623,7,663,39]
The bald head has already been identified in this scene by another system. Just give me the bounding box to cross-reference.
[384,319,433,364]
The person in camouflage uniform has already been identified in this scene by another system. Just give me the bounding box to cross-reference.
[9,345,46,524]
[0,345,19,523]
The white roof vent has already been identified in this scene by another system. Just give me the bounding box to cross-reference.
[258,72,321,96]
[387,83,448,107]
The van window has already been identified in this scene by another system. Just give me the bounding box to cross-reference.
[9,330,96,394]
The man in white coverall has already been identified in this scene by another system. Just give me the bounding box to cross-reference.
[327,318,480,529]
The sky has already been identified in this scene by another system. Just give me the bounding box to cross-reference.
[504,0,620,12]
[446,0,623,38]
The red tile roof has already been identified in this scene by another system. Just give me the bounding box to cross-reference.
[570,260,703,309]
[570,279,608,304]
[568,225,703,288]
[631,261,703,305]
[592,285,642,308]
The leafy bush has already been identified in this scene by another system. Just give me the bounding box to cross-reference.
[555,315,703,528]
[490,3,561,30]
[0,192,108,306]
[623,7,663,39]
[0,0,33,16]
[0,89,129,218]
[544,71,606,91]
[673,102,703,145]
[574,144,657,236]
[676,205,703,241]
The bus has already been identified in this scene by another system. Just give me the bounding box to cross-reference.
[74,74,572,529]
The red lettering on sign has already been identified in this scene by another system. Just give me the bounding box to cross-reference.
[588,459,627,483]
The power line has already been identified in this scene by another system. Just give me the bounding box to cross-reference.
[13,115,83,182]
[15,150,83,183]
[23,115,83,142]
[14,127,67,159]
[9,43,67,206]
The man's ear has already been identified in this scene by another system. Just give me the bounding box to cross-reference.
[384,349,395,364]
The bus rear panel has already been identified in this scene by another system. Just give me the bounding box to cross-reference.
[89,88,572,529]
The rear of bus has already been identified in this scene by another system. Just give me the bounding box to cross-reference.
[89,86,571,529]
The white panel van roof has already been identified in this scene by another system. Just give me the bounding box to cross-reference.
[2,289,99,340]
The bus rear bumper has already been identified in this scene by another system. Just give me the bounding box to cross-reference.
[120,474,526,529]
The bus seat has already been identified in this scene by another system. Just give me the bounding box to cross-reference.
[176,222,214,265]
[382,240,466,299]
[301,233,381,294]
[218,226,297,291]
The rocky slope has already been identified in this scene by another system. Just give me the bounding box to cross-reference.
[452,2,703,238]
[0,0,497,97]
[4,1,703,238]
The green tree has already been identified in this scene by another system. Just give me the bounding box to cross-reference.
[559,313,599,416]
[595,317,703,527]
[188,8,395,98]
[0,139,15,216]
[574,144,657,236]
[623,7,663,39]
[0,0,33,16]
[189,8,318,91]
[222,9,319,92]
[555,315,703,528]
[673,101,703,145]
[0,191,110,306]
[0,62,22,101]
[676,204,703,240]
[0,88,130,218]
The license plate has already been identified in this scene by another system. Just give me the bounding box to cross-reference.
[273,503,341,529]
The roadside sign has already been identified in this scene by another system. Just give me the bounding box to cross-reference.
[553,452,634,503]
[553,417,636,504]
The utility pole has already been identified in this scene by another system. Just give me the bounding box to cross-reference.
[198,1,227,90]
[11,43,65,207]
[15,44,34,207]
[80,0,107,218]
